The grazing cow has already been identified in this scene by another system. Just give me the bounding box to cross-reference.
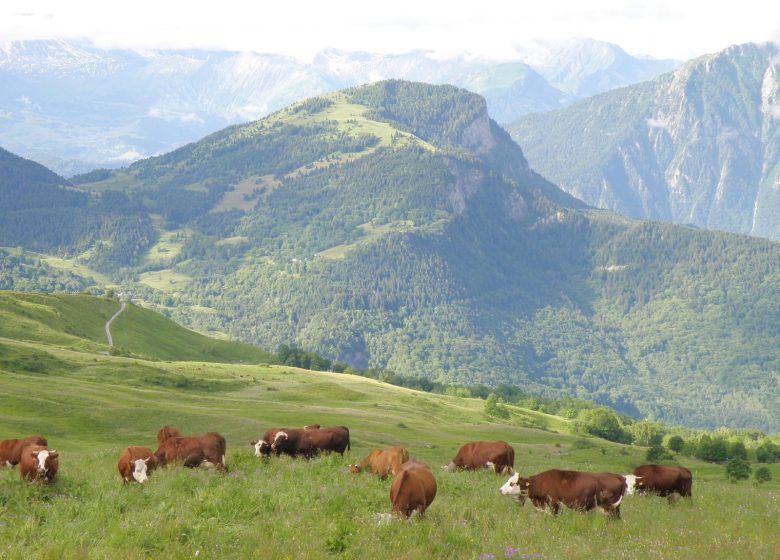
[304,424,321,430]
[251,425,322,457]
[117,446,157,483]
[443,441,515,475]
[625,464,692,501]
[349,446,410,479]
[500,469,626,518]
[0,435,48,467]
[272,426,350,458]
[19,445,58,483]
[390,460,437,517]
[157,426,182,449]
[155,432,227,471]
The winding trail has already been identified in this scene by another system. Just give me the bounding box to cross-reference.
[105,301,126,347]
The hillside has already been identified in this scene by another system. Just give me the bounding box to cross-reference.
[3,81,780,431]
[0,291,273,363]
[0,314,778,558]
[509,42,780,240]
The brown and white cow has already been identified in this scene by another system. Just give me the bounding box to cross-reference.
[156,426,182,449]
[349,446,409,479]
[117,446,157,483]
[251,425,322,457]
[624,464,692,501]
[443,441,515,475]
[390,460,437,517]
[500,469,626,518]
[19,445,59,484]
[271,426,350,458]
[0,435,48,467]
[155,432,227,471]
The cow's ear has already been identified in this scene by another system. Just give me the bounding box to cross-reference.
[250,440,257,446]
[50,451,59,459]
[145,457,152,464]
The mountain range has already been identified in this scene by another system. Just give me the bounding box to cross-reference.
[2,80,779,431]
[509,42,780,240]
[0,38,677,175]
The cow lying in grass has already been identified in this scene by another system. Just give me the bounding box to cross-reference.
[19,445,59,484]
[350,446,409,479]
[155,431,227,472]
[118,446,156,483]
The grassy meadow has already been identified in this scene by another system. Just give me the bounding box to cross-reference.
[0,338,778,558]
[0,292,778,558]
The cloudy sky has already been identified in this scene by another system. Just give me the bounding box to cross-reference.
[2,0,779,61]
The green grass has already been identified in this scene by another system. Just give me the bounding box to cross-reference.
[317,220,415,260]
[0,334,778,558]
[0,291,273,363]
[137,269,193,292]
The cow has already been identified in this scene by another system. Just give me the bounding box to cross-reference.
[0,435,48,467]
[443,441,515,475]
[117,446,157,483]
[500,469,626,518]
[251,425,322,457]
[349,446,410,479]
[390,460,437,518]
[155,432,227,471]
[157,426,182,449]
[625,464,692,502]
[19,445,58,484]
[271,426,350,458]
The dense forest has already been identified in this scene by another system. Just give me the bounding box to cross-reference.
[3,81,780,430]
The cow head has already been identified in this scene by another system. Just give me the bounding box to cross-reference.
[348,464,361,474]
[441,462,456,472]
[270,431,288,453]
[251,440,271,457]
[132,458,153,483]
[623,474,643,495]
[499,473,530,504]
[31,449,57,477]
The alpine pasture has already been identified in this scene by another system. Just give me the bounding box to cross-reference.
[0,294,778,558]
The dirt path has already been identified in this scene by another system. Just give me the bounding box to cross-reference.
[105,301,126,347]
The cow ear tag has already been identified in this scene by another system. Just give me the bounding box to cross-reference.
[524,481,530,487]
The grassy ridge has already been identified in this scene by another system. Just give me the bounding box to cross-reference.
[0,291,273,363]
[0,337,778,558]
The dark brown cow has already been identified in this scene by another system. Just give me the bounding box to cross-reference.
[157,426,182,449]
[390,460,437,517]
[19,445,59,483]
[117,446,157,483]
[500,469,626,518]
[0,435,48,467]
[155,432,226,471]
[444,441,515,475]
[349,446,410,479]
[271,426,350,457]
[304,424,321,430]
[626,464,692,501]
[251,425,323,457]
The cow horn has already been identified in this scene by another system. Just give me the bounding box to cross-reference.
[50,451,58,458]
[250,440,257,446]
[145,457,152,463]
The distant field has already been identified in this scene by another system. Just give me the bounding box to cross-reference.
[138,269,193,292]
[0,334,778,558]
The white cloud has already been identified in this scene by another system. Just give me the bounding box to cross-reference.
[1,0,779,61]
[764,103,780,119]
[109,150,144,162]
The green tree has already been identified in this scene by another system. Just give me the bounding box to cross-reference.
[755,442,779,463]
[667,435,685,453]
[484,393,509,419]
[646,444,673,462]
[696,436,729,463]
[630,420,665,447]
[728,441,748,461]
[581,408,630,443]
[754,466,772,483]
[725,457,751,481]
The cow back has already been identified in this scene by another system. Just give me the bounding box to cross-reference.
[0,435,48,466]
[390,460,437,517]
[634,464,692,496]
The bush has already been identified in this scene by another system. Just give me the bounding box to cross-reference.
[727,441,748,461]
[646,444,673,463]
[725,457,751,481]
[755,441,780,463]
[580,407,631,444]
[754,466,772,483]
[696,436,729,463]
[667,435,685,453]
[484,393,510,420]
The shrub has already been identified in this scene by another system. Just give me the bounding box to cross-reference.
[667,435,685,453]
[580,407,631,444]
[646,444,673,462]
[728,441,748,461]
[754,466,772,483]
[725,457,751,481]
[484,393,510,420]
[696,436,729,463]
[755,442,780,463]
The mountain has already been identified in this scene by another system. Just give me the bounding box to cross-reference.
[0,39,677,175]
[508,42,780,240]
[528,38,679,97]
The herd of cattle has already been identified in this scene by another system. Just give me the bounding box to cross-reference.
[1,425,693,519]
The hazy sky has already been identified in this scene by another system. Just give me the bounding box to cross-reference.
[2,0,779,61]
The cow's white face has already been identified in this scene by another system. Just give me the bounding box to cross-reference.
[271,431,288,451]
[500,473,521,496]
[33,450,50,474]
[624,475,641,495]
[253,440,270,457]
[132,458,150,483]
